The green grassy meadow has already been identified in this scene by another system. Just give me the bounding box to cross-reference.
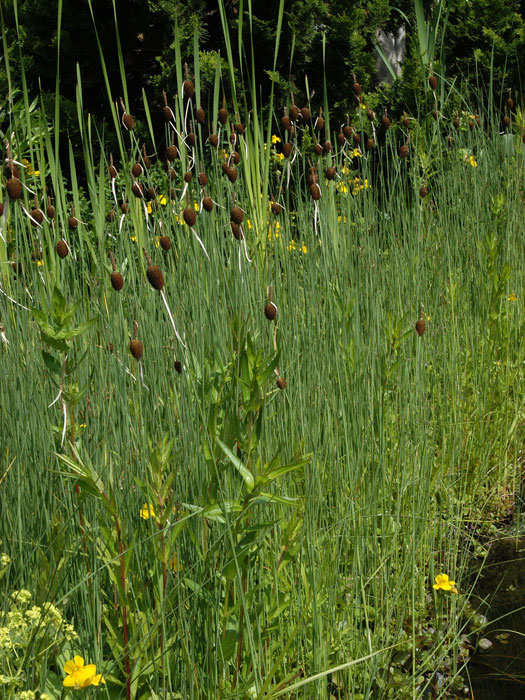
[1,5,524,700]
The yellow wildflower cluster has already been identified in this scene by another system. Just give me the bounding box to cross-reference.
[139,503,156,519]
[267,220,281,241]
[337,177,371,195]
[63,656,105,689]
[433,573,458,593]
[22,158,40,176]
[287,240,308,254]
[146,194,167,214]
[508,293,518,302]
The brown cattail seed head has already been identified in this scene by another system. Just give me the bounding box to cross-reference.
[306,170,318,187]
[419,185,428,198]
[468,119,474,131]
[198,172,208,186]
[47,202,55,219]
[264,302,277,320]
[131,162,143,178]
[120,201,129,214]
[281,114,291,130]
[432,109,438,121]
[325,166,336,180]
[399,144,409,159]
[300,106,310,121]
[163,105,174,123]
[109,164,118,178]
[282,142,293,158]
[108,343,114,353]
[203,196,214,212]
[235,121,245,135]
[323,140,332,153]
[132,181,144,198]
[506,96,514,110]
[168,168,177,180]
[309,183,321,201]
[230,206,244,224]
[337,132,346,146]
[187,130,196,147]
[166,145,178,161]
[367,109,375,122]
[6,177,22,200]
[146,265,164,290]
[415,319,425,336]
[232,150,241,165]
[106,209,116,222]
[174,360,182,373]
[227,167,238,183]
[184,171,193,183]
[403,112,410,128]
[429,74,438,91]
[366,137,375,150]
[195,107,205,124]
[313,142,323,156]
[289,104,299,121]
[111,271,124,290]
[183,206,197,227]
[503,115,510,128]
[56,240,69,258]
[5,162,20,179]
[315,115,325,131]
[352,130,361,145]
[271,202,282,215]
[229,221,242,239]
[129,339,143,360]
[208,133,219,147]
[382,114,391,129]
[160,235,171,250]
[276,377,287,390]
[68,215,78,230]
[218,107,228,125]
[122,113,134,130]
[183,79,194,99]
[30,208,44,225]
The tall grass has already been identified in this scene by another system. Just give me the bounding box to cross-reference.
[1,3,524,699]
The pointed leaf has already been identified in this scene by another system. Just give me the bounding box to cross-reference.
[216,438,255,492]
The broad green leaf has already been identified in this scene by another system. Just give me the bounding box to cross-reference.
[265,454,311,480]
[216,438,255,492]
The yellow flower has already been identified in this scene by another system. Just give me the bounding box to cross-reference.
[169,554,180,572]
[469,155,478,168]
[146,202,152,214]
[246,219,252,230]
[155,237,160,248]
[37,260,44,266]
[271,134,281,144]
[287,240,297,251]
[22,158,40,176]
[275,152,285,160]
[63,656,105,689]
[433,573,458,593]
[139,503,156,520]
[159,195,167,206]
[301,243,308,254]
[194,201,199,211]
[351,148,363,158]
[508,293,518,302]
